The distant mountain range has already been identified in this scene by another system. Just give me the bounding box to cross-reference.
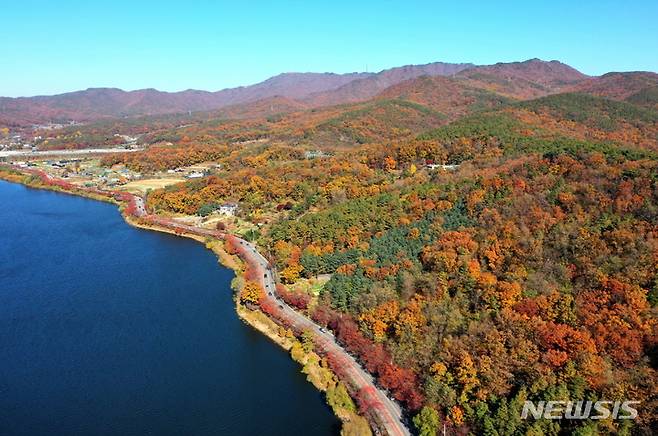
[300,62,474,107]
[1,59,656,127]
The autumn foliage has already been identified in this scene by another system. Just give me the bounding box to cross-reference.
[40,74,658,435]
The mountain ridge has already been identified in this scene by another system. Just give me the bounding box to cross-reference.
[0,61,477,126]
[3,59,655,127]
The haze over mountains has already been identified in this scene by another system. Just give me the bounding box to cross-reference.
[1,58,657,127]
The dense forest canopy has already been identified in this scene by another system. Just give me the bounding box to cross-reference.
[27,64,658,435]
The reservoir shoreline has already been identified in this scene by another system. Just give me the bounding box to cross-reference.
[0,166,371,435]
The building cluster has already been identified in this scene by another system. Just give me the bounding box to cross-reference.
[31,121,78,131]
[166,163,222,179]
[1,134,35,152]
[426,163,460,171]
[113,134,139,145]
[304,150,332,159]
[36,159,144,187]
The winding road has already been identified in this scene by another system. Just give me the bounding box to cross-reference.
[132,197,411,435]
[0,147,144,159]
[4,165,412,436]
[238,240,411,436]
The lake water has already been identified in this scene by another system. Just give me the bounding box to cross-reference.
[0,180,339,435]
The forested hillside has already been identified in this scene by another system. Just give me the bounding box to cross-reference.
[54,61,658,434]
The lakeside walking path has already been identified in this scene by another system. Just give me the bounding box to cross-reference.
[3,165,412,436]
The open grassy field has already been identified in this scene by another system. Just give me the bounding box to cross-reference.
[120,178,185,194]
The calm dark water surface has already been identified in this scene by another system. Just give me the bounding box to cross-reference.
[0,181,339,436]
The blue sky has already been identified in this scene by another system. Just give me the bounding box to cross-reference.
[2,0,657,97]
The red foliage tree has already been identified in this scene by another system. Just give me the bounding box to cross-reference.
[277,286,310,310]
[577,278,651,367]
[355,386,382,414]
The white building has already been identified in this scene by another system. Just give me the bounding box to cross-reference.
[218,203,238,216]
[186,171,205,179]
[426,163,460,171]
